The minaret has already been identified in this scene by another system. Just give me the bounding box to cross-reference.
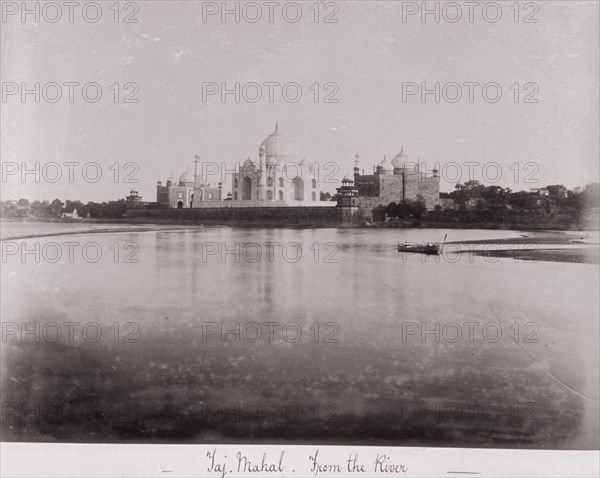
[353,153,360,182]
[258,145,267,200]
[193,154,202,204]
[194,154,202,187]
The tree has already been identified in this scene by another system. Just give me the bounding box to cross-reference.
[411,196,427,219]
[320,191,332,201]
[385,198,426,220]
[105,200,127,218]
[508,191,532,209]
[65,200,87,217]
[452,181,485,208]
[49,199,64,216]
[85,200,126,218]
[481,186,509,210]
[385,202,398,218]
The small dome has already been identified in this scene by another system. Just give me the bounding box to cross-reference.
[259,125,298,165]
[342,173,354,182]
[179,166,194,184]
[299,158,308,167]
[377,157,393,172]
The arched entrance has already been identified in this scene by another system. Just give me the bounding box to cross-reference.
[177,201,183,209]
[242,177,252,200]
[293,177,304,200]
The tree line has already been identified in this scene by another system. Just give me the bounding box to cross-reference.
[375,181,599,222]
[1,198,127,219]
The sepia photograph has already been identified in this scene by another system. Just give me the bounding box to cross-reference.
[1,1,599,477]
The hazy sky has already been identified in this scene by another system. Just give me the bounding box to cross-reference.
[1,0,599,202]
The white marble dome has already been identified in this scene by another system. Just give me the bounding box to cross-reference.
[259,125,298,165]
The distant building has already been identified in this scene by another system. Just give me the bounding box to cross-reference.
[125,189,154,209]
[61,209,81,220]
[156,160,222,208]
[336,174,359,207]
[337,149,440,211]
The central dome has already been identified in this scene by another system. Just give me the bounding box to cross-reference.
[259,125,298,165]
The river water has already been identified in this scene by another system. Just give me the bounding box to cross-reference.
[1,224,598,448]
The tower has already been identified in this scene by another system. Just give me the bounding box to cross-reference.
[258,144,267,200]
[353,154,360,183]
[336,174,359,207]
[194,154,202,188]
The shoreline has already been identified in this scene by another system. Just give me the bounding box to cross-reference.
[1,219,597,264]
[1,216,596,231]
[0,225,196,242]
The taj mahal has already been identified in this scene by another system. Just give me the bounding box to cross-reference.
[156,123,330,208]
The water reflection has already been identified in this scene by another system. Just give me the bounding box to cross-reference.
[1,227,598,447]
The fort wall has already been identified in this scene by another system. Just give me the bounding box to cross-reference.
[126,205,358,226]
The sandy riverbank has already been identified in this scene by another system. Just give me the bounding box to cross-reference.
[446,231,599,264]
[0,223,195,241]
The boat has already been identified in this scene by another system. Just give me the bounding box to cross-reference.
[397,242,440,255]
[397,233,447,255]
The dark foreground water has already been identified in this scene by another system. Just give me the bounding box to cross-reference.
[1,226,598,448]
